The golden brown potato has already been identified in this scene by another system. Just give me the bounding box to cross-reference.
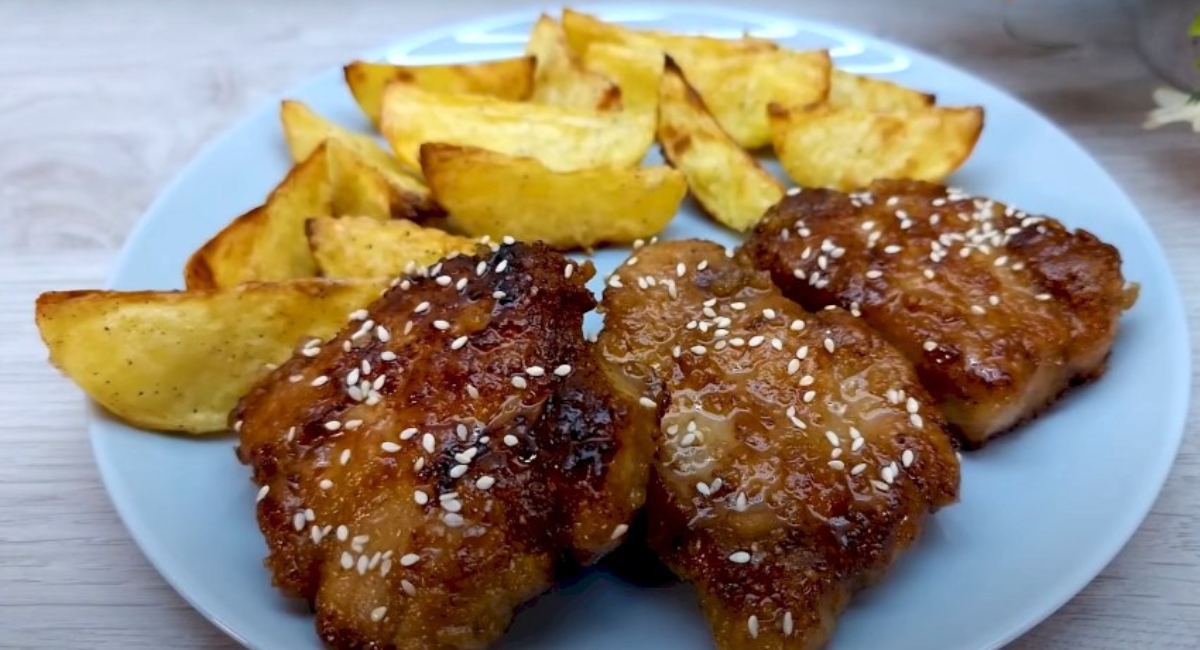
[581,42,664,115]
[343,57,535,127]
[527,14,621,110]
[380,83,654,173]
[677,48,830,149]
[561,8,776,59]
[657,60,784,232]
[280,100,439,217]
[307,215,478,278]
[768,103,984,191]
[35,278,385,433]
[420,143,686,249]
[828,69,934,112]
[184,140,403,289]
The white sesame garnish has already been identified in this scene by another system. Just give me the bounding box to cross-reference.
[748,615,759,639]
[729,551,751,564]
[433,320,450,330]
[339,449,351,465]
[553,364,572,377]
[871,479,891,492]
[902,449,915,467]
[690,345,707,355]
[787,359,801,375]
[503,434,519,447]
[696,481,711,496]
[610,524,629,540]
[450,336,468,350]
[824,338,835,353]
[911,413,924,428]
[400,553,420,567]
[851,463,867,475]
[292,512,306,531]
[414,301,430,314]
[803,390,816,403]
[495,259,508,273]
[828,460,845,470]
[884,245,902,254]
[300,347,320,357]
[1036,293,1051,301]
[851,437,865,452]
[680,433,697,447]
[414,490,428,505]
[525,366,545,378]
[798,375,814,387]
[906,397,919,414]
[340,552,354,570]
[380,351,397,362]
[493,290,507,300]
[638,396,657,409]
[381,441,401,453]
[796,346,809,359]
[511,376,528,389]
[502,235,515,245]
[318,479,334,490]
[324,420,341,431]
[747,336,764,348]
[825,431,840,447]
[399,579,416,595]
[923,340,937,351]
[422,433,435,454]
[435,275,451,287]
[971,305,986,315]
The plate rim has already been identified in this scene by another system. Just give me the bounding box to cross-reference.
[88,4,1193,650]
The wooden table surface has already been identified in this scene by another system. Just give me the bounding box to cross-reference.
[3,1,1197,648]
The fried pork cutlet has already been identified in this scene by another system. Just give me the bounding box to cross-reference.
[234,242,655,650]
[598,240,960,650]
[740,180,1139,448]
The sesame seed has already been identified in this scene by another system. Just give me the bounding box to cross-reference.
[433,320,450,330]
[495,260,508,273]
[825,431,840,447]
[910,413,924,428]
[465,384,480,400]
[340,552,354,570]
[502,236,516,245]
[638,396,657,409]
[422,433,435,454]
[1036,293,1051,301]
[851,437,865,452]
[923,340,937,351]
[370,605,387,622]
[729,338,744,348]
[881,466,895,484]
[747,336,764,348]
[443,513,465,527]
[871,479,891,492]
[923,269,935,280]
[381,441,401,453]
[553,364,572,377]
[680,433,697,447]
[493,290,507,300]
[828,460,845,470]
[796,346,809,359]
[906,397,919,414]
[414,490,428,505]
[319,479,334,490]
[696,482,711,496]
[435,275,451,287]
[851,463,867,475]
[503,434,519,447]
[400,553,420,567]
[289,374,302,383]
[729,551,751,564]
[971,305,986,315]
[414,301,430,314]
[903,449,915,467]
[511,376,528,389]
[690,345,707,355]
[884,245,901,254]
[324,420,342,431]
[866,270,883,279]
[771,338,783,350]
[380,351,397,362]
[526,366,545,378]
[803,390,816,403]
[610,524,629,539]
[455,424,469,441]
[824,338,835,353]
[450,336,468,350]
[799,374,814,386]
[256,485,270,502]
[400,579,416,595]
[339,449,351,465]
[832,448,843,459]
[300,347,320,357]
[748,615,759,639]
[787,359,801,375]
[292,512,305,531]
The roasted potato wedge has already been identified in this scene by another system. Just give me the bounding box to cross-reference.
[768,103,984,190]
[35,279,385,433]
[420,143,686,249]
[381,84,654,173]
[829,69,934,112]
[308,215,478,278]
[527,14,620,110]
[344,56,535,127]
[658,60,784,232]
[280,100,439,218]
[680,49,831,149]
[562,8,776,59]
[185,140,396,289]
[581,42,665,114]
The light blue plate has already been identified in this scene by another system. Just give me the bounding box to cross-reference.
[91,4,1190,649]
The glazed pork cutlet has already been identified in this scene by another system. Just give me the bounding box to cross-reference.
[740,180,1138,448]
[234,242,655,650]
[598,240,960,650]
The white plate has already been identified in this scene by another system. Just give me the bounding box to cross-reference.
[91,5,1190,650]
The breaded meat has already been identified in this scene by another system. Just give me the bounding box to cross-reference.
[597,240,959,650]
[234,242,655,650]
[740,180,1138,448]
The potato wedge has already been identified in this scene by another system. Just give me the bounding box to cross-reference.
[35,278,385,433]
[768,103,984,191]
[280,100,440,218]
[381,84,654,173]
[308,216,478,278]
[657,60,784,232]
[581,42,664,114]
[562,8,776,59]
[420,143,686,249]
[829,69,934,112]
[185,140,396,289]
[344,56,535,127]
[527,14,620,110]
[680,49,831,149]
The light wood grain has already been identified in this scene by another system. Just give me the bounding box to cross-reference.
[2,1,1198,648]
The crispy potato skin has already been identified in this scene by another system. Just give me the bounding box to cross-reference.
[35,279,384,433]
[828,69,934,111]
[235,243,654,650]
[740,180,1138,447]
[598,240,959,650]
[306,216,477,279]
